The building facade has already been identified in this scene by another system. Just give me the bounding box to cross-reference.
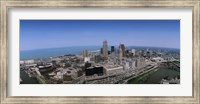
[119,44,126,57]
[82,50,88,57]
[103,40,108,58]
[111,46,115,53]
[104,65,124,75]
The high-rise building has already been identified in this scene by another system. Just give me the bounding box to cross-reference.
[119,44,126,57]
[82,50,88,57]
[111,46,115,53]
[135,58,145,69]
[103,40,108,58]
[119,47,123,60]
[94,55,101,63]
[100,48,103,54]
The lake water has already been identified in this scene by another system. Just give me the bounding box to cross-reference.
[20,46,101,60]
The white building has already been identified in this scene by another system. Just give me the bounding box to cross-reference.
[56,72,63,79]
[131,49,136,56]
[121,59,136,71]
[55,67,79,80]
[24,60,35,64]
[84,57,90,63]
[152,57,164,62]
[121,61,129,70]
[125,62,129,70]
[20,61,24,64]
[25,64,37,67]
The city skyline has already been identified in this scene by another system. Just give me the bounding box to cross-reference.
[20,20,180,51]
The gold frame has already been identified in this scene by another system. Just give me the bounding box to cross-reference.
[0,0,199,104]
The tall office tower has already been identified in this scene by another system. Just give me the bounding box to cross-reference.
[103,40,108,58]
[119,47,123,60]
[119,44,126,57]
[111,46,115,53]
[82,50,88,57]
[100,48,103,54]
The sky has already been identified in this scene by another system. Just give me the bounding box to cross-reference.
[20,20,180,51]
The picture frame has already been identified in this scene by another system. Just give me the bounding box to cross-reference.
[0,0,199,104]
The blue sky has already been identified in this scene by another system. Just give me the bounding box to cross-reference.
[20,20,180,51]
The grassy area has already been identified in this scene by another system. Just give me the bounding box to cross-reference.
[128,68,180,84]
[127,72,151,84]
[36,76,46,84]
[20,70,39,84]
[145,68,179,84]
[172,60,180,64]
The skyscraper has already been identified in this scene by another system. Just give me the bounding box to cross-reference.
[82,50,88,57]
[103,40,108,58]
[119,47,123,60]
[119,44,126,57]
[111,46,115,53]
[100,48,103,54]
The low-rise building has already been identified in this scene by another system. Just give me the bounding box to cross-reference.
[85,66,104,76]
[24,60,35,64]
[55,67,79,80]
[104,65,124,75]
[152,57,164,62]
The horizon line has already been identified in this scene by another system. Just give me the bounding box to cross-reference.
[20,45,180,51]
